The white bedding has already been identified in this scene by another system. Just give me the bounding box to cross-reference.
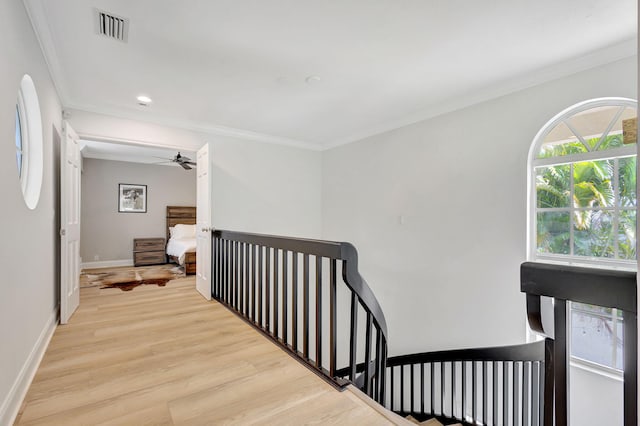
[166,237,197,265]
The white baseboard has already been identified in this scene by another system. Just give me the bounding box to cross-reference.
[81,259,133,270]
[0,308,58,426]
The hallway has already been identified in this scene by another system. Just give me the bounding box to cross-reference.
[16,274,399,425]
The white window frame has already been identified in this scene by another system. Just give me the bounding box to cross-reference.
[527,97,637,376]
[16,74,43,210]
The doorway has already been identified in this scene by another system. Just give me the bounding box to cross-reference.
[60,125,211,322]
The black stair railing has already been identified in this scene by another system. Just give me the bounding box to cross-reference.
[382,262,637,426]
[209,232,637,426]
[211,230,389,403]
[384,340,554,426]
[521,262,637,426]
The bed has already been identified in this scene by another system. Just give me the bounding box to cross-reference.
[166,206,197,275]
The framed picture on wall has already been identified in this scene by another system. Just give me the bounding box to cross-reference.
[118,183,147,213]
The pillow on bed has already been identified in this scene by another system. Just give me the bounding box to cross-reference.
[172,224,196,239]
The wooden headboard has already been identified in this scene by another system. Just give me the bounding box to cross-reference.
[166,206,196,240]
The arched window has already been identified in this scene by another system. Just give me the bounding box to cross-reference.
[528,97,637,371]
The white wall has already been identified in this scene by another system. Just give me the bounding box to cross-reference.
[68,109,323,239]
[322,56,637,425]
[0,1,62,423]
[81,158,196,263]
[210,136,322,236]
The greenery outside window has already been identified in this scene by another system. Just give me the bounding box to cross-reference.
[530,98,637,371]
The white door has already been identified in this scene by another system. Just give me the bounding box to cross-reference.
[60,121,81,324]
[196,144,212,300]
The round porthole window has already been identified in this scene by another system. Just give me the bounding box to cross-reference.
[16,74,43,210]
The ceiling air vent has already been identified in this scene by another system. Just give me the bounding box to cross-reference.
[96,9,129,42]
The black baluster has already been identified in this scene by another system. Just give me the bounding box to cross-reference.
[292,252,298,353]
[348,292,358,382]
[440,362,444,416]
[514,361,521,426]
[472,361,476,423]
[380,343,387,405]
[273,249,279,338]
[225,239,229,303]
[554,299,568,426]
[303,253,309,359]
[364,312,372,395]
[482,361,487,424]
[503,361,509,425]
[251,244,256,323]
[212,236,217,298]
[217,237,221,299]
[421,362,425,416]
[493,361,499,425]
[282,251,289,347]
[452,361,456,420]
[391,366,395,412]
[400,364,405,414]
[532,361,540,426]
[374,328,382,402]
[258,245,263,327]
[265,247,271,332]
[315,256,322,368]
[462,361,466,421]
[410,363,414,415]
[233,241,237,309]
[329,259,336,377]
[523,361,530,426]
[624,309,637,426]
[237,241,241,311]
[431,362,435,415]
[244,242,249,317]
[230,240,234,307]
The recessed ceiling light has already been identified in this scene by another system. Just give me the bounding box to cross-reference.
[136,95,152,105]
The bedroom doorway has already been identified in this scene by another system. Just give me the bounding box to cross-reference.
[60,134,211,323]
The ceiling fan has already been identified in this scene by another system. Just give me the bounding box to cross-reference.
[153,152,196,170]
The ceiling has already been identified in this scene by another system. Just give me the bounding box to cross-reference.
[26,0,637,149]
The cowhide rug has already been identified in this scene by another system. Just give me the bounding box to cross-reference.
[81,265,185,291]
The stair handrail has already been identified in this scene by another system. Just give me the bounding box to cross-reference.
[521,261,637,426]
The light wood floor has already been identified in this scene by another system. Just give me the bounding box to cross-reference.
[15,271,403,425]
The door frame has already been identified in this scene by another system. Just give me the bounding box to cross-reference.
[60,131,212,310]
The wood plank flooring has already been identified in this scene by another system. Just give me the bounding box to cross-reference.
[15,271,403,425]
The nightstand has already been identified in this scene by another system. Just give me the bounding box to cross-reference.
[133,238,166,266]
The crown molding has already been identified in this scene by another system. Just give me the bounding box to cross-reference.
[65,101,325,151]
[23,0,72,106]
[325,38,638,149]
